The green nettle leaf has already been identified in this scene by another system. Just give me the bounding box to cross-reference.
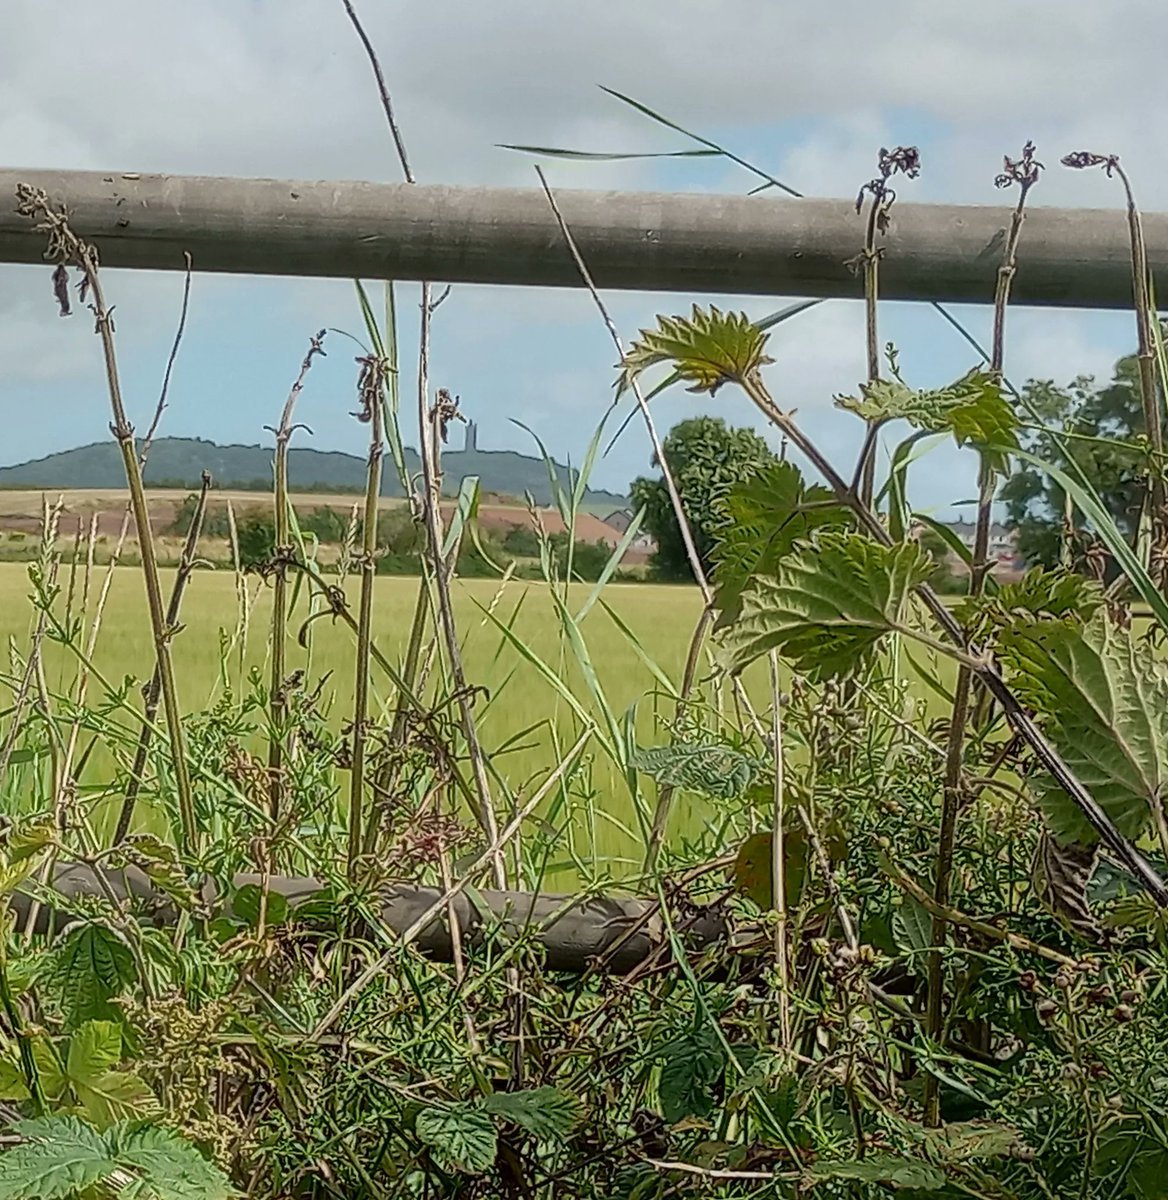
[105,1120,239,1199]
[998,614,1168,846]
[0,1116,238,1200]
[0,1115,114,1200]
[415,1103,498,1175]
[482,1087,582,1140]
[51,924,137,1031]
[631,743,761,800]
[835,366,1018,458]
[618,305,774,396]
[805,1154,948,1191]
[956,566,1102,643]
[717,532,933,679]
[711,461,851,627]
[64,1021,158,1131]
[892,895,933,963]
[231,884,290,929]
[658,1025,725,1123]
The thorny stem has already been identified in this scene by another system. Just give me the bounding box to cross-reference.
[736,368,1168,905]
[16,186,199,856]
[768,654,791,1052]
[115,471,212,845]
[925,142,1040,1126]
[268,332,326,844]
[348,353,386,880]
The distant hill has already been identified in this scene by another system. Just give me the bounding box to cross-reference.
[0,430,627,509]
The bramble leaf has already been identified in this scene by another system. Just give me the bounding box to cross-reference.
[50,924,136,1030]
[632,743,762,800]
[717,532,933,679]
[416,1103,497,1175]
[999,615,1168,846]
[482,1087,582,1139]
[0,1115,113,1200]
[618,305,774,397]
[805,1154,947,1190]
[711,461,850,627]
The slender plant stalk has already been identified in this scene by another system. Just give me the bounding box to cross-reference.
[733,370,1168,903]
[115,471,212,844]
[924,143,1039,1125]
[768,653,791,1052]
[268,332,326,844]
[347,355,386,879]
[533,166,765,871]
[15,186,198,855]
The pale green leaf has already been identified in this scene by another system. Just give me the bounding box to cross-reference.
[892,895,933,960]
[999,615,1168,846]
[631,743,761,800]
[918,1120,1026,1162]
[65,1022,159,1131]
[122,836,200,913]
[481,1086,582,1139]
[717,532,933,679]
[415,1103,497,1175]
[805,1154,947,1190]
[618,305,774,397]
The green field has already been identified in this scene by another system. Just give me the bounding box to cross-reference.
[0,562,742,882]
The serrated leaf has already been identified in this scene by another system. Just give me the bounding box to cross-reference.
[956,567,1102,643]
[658,1025,725,1123]
[835,366,1017,461]
[631,743,760,800]
[711,461,851,627]
[805,1154,947,1190]
[998,615,1168,846]
[0,1116,114,1200]
[919,1120,1025,1162]
[107,1120,239,1199]
[416,1103,497,1175]
[717,532,933,680]
[66,1021,158,1130]
[51,924,137,1030]
[618,305,774,397]
[482,1087,581,1139]
[892,895,933,961]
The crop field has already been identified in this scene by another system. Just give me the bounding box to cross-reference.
[0,561,750,881]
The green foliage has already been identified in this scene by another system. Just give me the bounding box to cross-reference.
[657,1024,725,1123]
[717,532,933,679]
[630,416,779,581]
[49,926,136,1031]
[836,364,1018,461]
[632,742,761,800]
[805,1154,948,1190]
[415,1103,498,1175]
[1001,357,1147,568]
[955,565,1102,643]
[500,524,541,557]
[0,1115,237,1200]
[481,1087,582,1139]
[711,460,850,626]
[999,614,1168,846]
[618,305,774,397]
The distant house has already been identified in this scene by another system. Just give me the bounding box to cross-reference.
[602,508,657,558]
[914,519,1023,580]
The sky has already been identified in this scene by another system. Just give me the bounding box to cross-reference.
[1,0,1162,518]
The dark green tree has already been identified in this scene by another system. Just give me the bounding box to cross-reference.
[1001,352,1146,569]
[630,416,778,581]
